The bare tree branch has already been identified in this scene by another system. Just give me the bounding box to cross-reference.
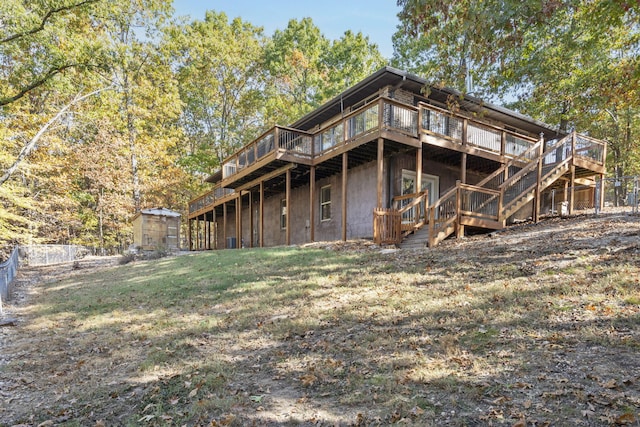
[0,85,114,187]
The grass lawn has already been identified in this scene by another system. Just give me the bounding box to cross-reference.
[2,214,640,426]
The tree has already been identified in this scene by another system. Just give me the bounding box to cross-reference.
[167,11,267,177]
[393,0,640,190]
[265,18,387,125]
[264,18,331,124]
[321,30,387,99]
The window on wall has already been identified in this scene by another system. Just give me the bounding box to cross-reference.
[320,185,331,221]
[280,199,287,229]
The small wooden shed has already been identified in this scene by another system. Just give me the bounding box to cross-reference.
[132,208,181,251]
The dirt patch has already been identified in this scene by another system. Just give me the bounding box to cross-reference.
[1,214,639,426]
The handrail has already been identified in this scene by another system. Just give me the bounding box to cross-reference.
[476,138,543,189]
[427,184,459,247]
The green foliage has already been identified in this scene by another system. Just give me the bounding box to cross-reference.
[0,6,385,250]
[393,0,640,178]
[167,11,268,175]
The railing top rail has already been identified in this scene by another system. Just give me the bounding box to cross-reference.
[500,133,573,190]
[574,132,606,145]
[476,138,543,188]
[397,192,429,215]
[381,95,419,112]
[276,125,315,136]
[431,184,459,208]
[392,191,426,203]
[459,183,501,196]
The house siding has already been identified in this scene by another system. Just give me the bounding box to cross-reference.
[214,159,390,247]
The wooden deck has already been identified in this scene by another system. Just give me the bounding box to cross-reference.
[188,92,607,249]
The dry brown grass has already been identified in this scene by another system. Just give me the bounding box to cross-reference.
[1,213,639,426]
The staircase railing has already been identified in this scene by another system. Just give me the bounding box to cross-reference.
[500,133,573,217]
[373,191,428,245]
[476,138,543,190]
[459,184,501,222]
[427,185,459,247]
[373,208,402,245]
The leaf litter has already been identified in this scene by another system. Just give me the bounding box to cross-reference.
[0,213,639,425]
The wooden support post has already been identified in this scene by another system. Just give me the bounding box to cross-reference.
[310,166,316,242]
[223,202,227,249]
[286,169,291,245]
[342,152,348,241]
[460,152,467,184]
[249,191,254,248]
[416,146,423,191]
[455,181,464,239]
[569,165,576,215]
[462,119,468,145]
[500,131,507,157]
[377,138,384,208]
[534,138,544,222]
[599,174,606,212]
[259,181,264,248]
[205,217,209,250]
[569,131,576,215]
[236,195,242,248]
[195,217,200,250]
[188,218,192,251]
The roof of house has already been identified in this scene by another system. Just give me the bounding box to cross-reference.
[291,66,563,138]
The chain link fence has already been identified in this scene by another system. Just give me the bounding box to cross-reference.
[0,247,19,309]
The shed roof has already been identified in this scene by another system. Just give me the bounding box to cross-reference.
[133,207,181,221]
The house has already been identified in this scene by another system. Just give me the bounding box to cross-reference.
[187,67,606,250]
[132,208,181,252]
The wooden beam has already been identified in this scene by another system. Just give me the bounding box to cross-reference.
[249,191,254,248]
[310,165,315,242]
[416,146,423,191]
[455,181,464,239]
[286,169,291,245]
[259,181,264,248]
[235,163,297,193]
[237,195,242,248]
[377,137,384,208]
[598,174,605,212]
[534,138,544,223]
[569,165,576,215]
[223,202,227,249]
[460,152,467,184]
[342,152,348,241]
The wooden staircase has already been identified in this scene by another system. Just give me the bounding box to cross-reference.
[375,131,606,248]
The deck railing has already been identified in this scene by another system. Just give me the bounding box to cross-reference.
[574,133,605,164]
[500,134,573,215]
[189,185,235,214]
[222,126,312,179]
[373,208,402,245]
[419,103,538,158]
[190,93,606,220]
[383,100,418,137]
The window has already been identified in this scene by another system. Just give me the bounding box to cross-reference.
[320,185,331,221]
[280,199,287,229]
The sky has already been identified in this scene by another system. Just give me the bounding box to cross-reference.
[171,0,402,58]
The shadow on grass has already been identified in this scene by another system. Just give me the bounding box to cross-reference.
[7,226,640,425]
